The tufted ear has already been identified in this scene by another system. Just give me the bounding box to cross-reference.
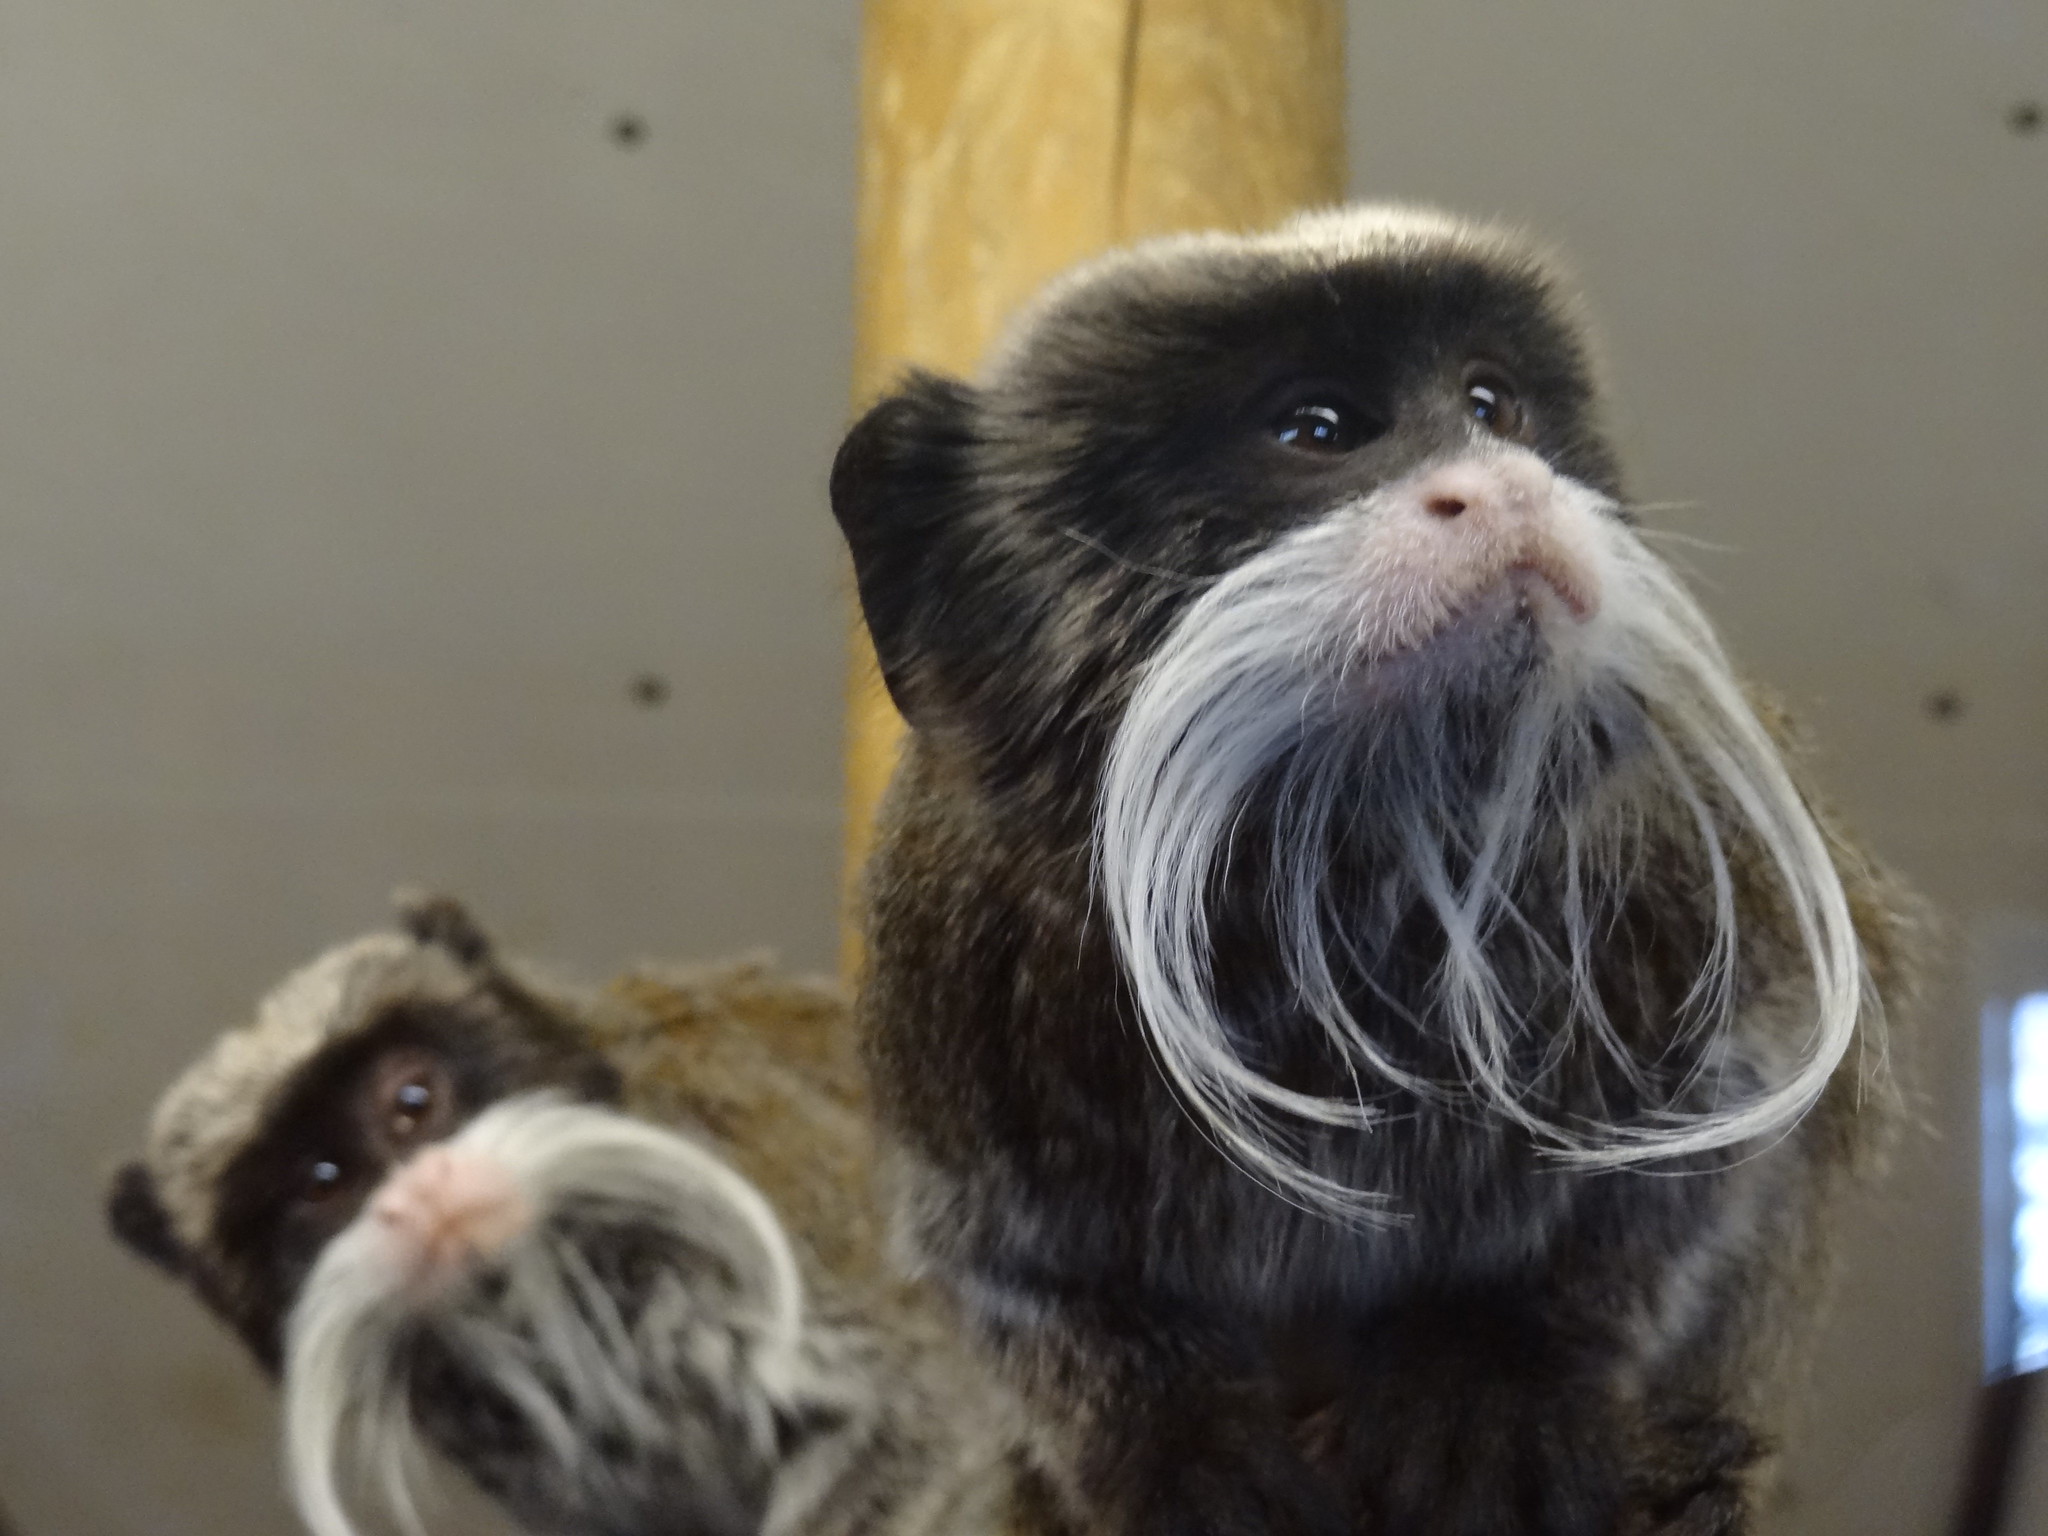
[106,1161,189,1277]
[394,889,496,969]
[829,371,981,725]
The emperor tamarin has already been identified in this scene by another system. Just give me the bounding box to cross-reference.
[106,895,1052,1536]
[829,206,1926,1536]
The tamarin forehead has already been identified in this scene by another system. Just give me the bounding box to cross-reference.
[980,203,1600,403]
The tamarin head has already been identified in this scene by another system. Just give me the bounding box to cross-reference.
[833,205,1876,1212]
[106,894,622,1372]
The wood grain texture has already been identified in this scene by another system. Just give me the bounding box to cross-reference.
[842,0,1346,971]
[1118,0,1346,241]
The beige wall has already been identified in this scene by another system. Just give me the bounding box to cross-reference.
[0,3,2040,1533]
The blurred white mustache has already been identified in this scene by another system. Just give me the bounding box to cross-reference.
[283,1094,822,1536]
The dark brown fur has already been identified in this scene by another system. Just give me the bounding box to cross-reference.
[831,210,1928,1536]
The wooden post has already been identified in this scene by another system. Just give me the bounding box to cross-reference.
[843,0,1346,972]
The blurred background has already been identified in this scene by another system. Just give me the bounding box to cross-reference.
[0,3,2041,1532]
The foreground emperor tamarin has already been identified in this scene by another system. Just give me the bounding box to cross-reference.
[830,205,1926,1536]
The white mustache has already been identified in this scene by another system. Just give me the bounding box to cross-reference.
[282,1094,816,1536]
[1095,454,1873,1219]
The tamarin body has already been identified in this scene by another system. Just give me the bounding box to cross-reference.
[830,205,1926,1536]
[108,896,1052,1536]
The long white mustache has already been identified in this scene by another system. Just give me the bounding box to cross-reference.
[1095,467,1872,1219]
[283,1095,815,1536]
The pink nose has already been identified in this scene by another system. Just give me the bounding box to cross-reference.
[1410,459,1547,525]
[369,1144,530,1288]
[1357,453,1599,642]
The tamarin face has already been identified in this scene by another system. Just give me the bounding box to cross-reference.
[833,206,1872,1212]
[107,902,619,1372]
[831,206,1622,794]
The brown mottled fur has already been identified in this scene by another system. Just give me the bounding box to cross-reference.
[109,899,1065,1536]
[599,960,881,1293]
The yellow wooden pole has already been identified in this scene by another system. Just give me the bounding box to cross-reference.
[843,0,1346,973]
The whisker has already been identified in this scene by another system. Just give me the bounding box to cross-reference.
[1629,525,1735,555]
[1057,525,1211,588]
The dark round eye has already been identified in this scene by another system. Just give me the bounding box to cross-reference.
[1271,399,1367,454]
[391,1079,434,1135]
[303,1159,344,1202]
[1463,369,1524,437]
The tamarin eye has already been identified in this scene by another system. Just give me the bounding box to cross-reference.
[391,1079,434,1136]
[1463,369,1524,437]
[1270,399,1368,454]
[303,1159,344,1201]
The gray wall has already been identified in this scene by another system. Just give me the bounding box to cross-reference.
[0,3,2040,1533]
[0,4,857,1533]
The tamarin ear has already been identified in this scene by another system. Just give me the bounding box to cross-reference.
[829,371,981,725]
[394,890,497,970]
[105,1161,189,1277]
